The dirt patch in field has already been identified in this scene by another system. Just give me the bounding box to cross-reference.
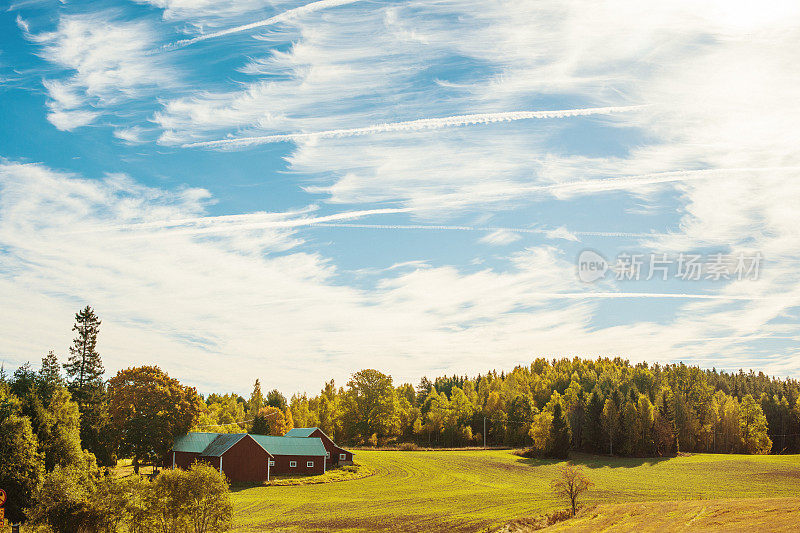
[757,469,800,480]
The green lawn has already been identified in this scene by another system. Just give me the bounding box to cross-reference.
[231,450,800,532]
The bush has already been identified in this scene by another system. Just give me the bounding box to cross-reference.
[397,442,422,451]
[31,461,232,533]
[547,508,573,525]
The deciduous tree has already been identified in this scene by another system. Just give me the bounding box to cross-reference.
[0,413,45,524]
[601,399,620,455]
[107,366,202,472]
[739,394,772,454]
[250,406,287,436]
[551,463,593,517]
[342,369,398,441]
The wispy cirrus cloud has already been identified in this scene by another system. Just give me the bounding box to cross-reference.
[27,11,175,130]
[3,161,796,393]
[160,0,363,51]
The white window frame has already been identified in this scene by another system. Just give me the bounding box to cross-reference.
[326,451,330,458]
[306,461,314,468]
[269,460,275,466]
[289,461,297,468]
[339,453,347,460]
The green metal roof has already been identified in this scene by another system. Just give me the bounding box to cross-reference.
[173,432,327,457]
[172,432,219,454]
[250,435,327,456]
[284,427,319,438]
[200,433,247,457]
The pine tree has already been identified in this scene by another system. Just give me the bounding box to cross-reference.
[550,403,571,458]
[38,350,63,404]
[266,389,287,410]
[582,390,604,452]
[63,306,104,405]
[248,379,264,415]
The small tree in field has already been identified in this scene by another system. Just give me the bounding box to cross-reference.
[551,463,592,517]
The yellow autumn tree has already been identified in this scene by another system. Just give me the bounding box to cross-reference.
[250,406,287,436]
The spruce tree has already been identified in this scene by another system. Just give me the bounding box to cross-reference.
[249,379,264,415]
[550,402,571,458]
[582,390,604,452]
[63,306,104,405]
[38,350,63,404]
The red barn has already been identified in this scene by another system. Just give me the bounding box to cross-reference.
[284,427,354,465]
[168,432,328,482]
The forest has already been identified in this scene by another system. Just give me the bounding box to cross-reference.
[215,356,794,458]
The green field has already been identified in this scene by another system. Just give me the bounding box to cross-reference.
[231,450,800,532]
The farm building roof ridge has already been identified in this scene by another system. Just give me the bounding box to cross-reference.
[284,427,321,438]
[174,431,328,457]
[200,433,248,457]
[172,432,221,454]
[250,434,328,457]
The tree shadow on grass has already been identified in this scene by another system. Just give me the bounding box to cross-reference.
[229,482,267,493]
[513,451,673,469]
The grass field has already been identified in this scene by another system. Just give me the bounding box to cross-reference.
[231,450,800,532]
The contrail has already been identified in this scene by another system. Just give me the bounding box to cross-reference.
[523,166,800,197]
[161,0,362,51]
[310,223,661,239]
[67,207,412,235]
[182,105,645,149]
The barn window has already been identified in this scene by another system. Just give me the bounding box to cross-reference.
[306,461,314,467]
[339,453,347,460]
[269,460,275,466]
[326,451,330,458]
[289,461,297,468]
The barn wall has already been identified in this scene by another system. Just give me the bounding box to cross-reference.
[199,456,221,471]
[309,429,353,465]
[218,436,271,483]
[270,454,325,475]
[171,451,201,469]
[332,446,354,464]
[309,429,338,463]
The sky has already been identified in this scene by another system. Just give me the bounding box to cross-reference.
[1,0,799,396]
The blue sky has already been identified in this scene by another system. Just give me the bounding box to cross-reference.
[1,0,799,395]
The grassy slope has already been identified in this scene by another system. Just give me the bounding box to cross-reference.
[542,497,800,532]
[231,451,800,532]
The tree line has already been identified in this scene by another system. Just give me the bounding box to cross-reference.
[206,360,794,459]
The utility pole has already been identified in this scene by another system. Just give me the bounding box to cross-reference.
[483,417,486,449]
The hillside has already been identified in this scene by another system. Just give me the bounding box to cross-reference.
[535,497,800,532]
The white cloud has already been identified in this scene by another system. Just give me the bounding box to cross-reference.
[135,0,291,22]
[2,162,799,394]
[113,126,147,144]
[30,12,174,130]
[479,229,521,246]
[161,0,364,51]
